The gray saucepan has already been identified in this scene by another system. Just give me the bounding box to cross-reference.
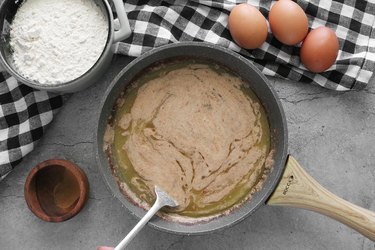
[95,42,375,241]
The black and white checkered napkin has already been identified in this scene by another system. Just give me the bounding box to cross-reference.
[1,0,374,179]
[116,0,375,90]
[0,69,62,180]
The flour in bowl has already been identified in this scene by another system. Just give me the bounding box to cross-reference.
[10,0,108,84]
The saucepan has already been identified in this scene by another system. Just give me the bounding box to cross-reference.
[0,0,131,93]
[95,42,375,241]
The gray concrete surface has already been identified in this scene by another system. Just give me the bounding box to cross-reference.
[1,55,375,250]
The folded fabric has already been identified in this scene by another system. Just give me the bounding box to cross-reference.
[0,70,62,180]
[1,0,374,180]
[116,0,375,90]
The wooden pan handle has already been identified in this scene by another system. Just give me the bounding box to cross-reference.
[267,155,375,241]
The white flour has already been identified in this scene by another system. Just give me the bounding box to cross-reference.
[10,0,108,85]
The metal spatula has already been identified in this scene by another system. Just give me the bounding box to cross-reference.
[114,186,179,250]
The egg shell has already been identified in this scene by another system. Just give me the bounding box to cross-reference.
[228,4,268,49]
[300,27,339,73]
[269,0,308,45]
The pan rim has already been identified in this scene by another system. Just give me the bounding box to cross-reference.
[95,42,288,235]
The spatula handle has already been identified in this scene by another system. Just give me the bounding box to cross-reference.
[114,200,163,250]
[267,155,375,241]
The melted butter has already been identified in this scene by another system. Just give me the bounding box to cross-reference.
[112,60,270,217]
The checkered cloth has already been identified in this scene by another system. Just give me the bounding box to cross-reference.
[1,0,375,180]
[0,69,62,181]
[116,0,375,90]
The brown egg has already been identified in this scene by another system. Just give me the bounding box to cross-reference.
[300,27,339,73]
[228,4,268,49]
[269,0,308,45]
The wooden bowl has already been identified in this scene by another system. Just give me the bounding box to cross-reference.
[24,159,89,222]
